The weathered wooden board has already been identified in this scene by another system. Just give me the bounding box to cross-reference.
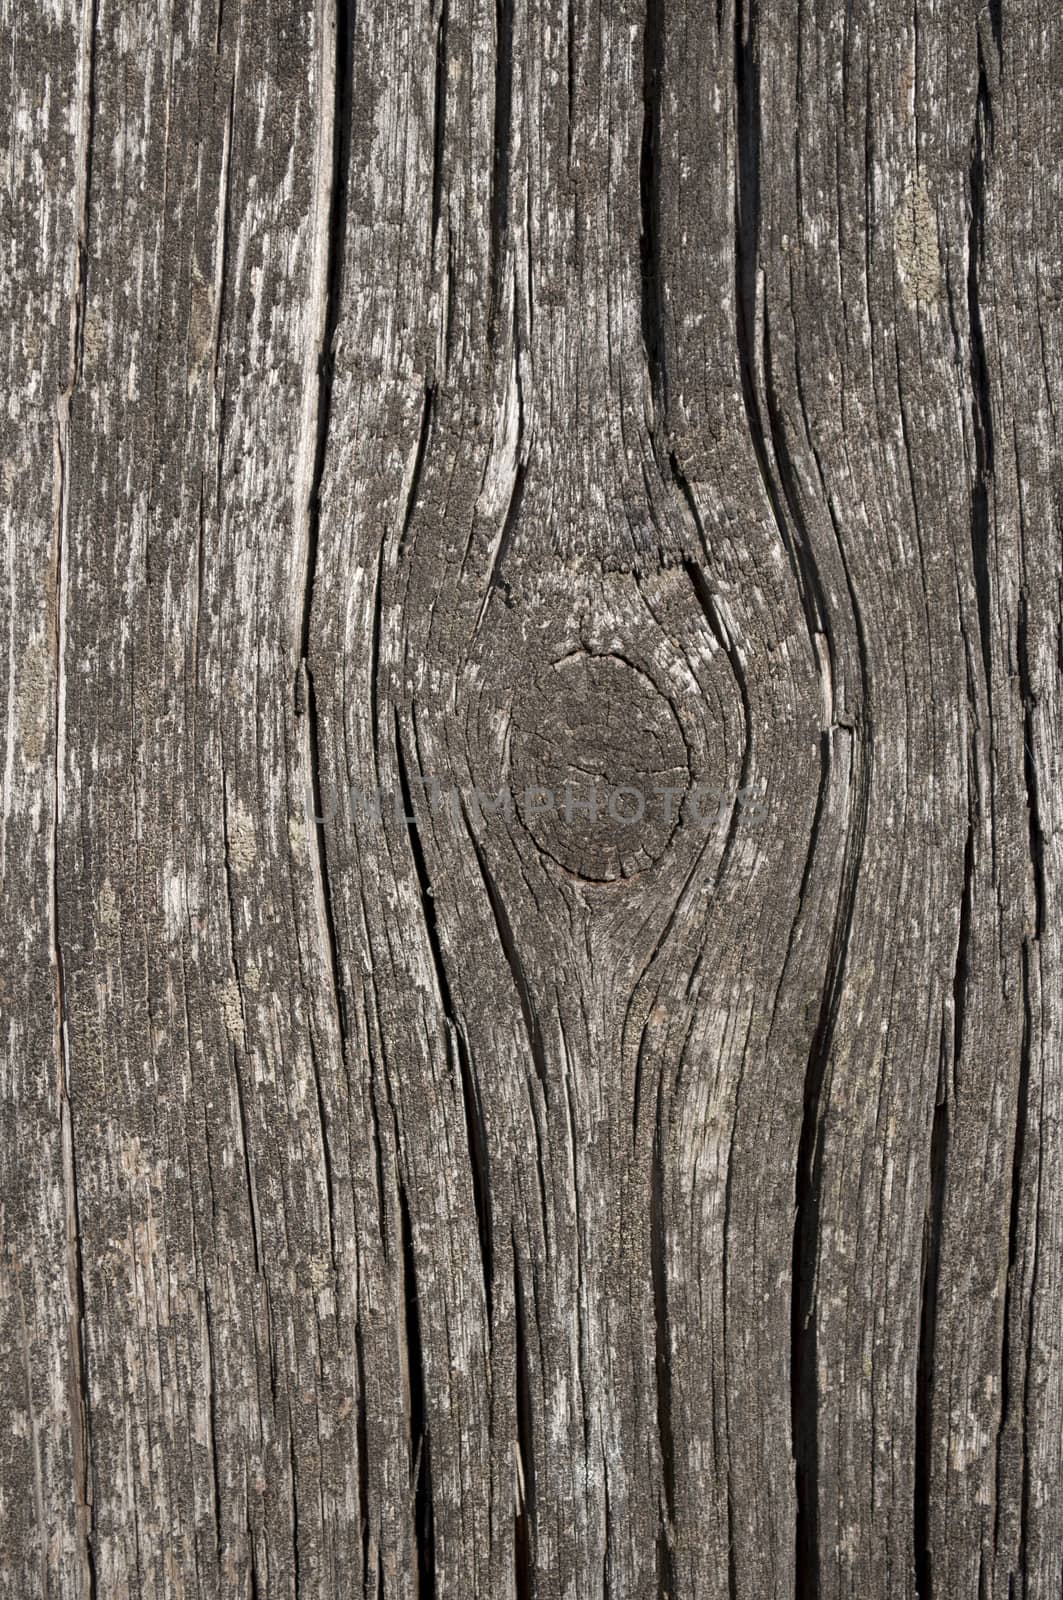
[1,0,1060,1595]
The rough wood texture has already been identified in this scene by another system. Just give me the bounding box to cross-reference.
[1,0,1060,1595]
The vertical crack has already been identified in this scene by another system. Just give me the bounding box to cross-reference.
[295,0,354,1051]
[994,938,1034,1561]
[915,1017,951,1600]
[651,1077,676,1600]
[1016,951,1042,1589]
[683,558,756,908]
[1017,592,1045,940]
[202,1287,224,1556]
[355,1316,374,1594]
[431,0,449,246]
[733,0,825,669]
[967,43,995,709]
[566,0,576,167]
[300,0,353,667]
[639,0,666,418]
[221,781,262,1277]
[395,715,494,1319]
[762,309,830,657]
[476,302,525,628]
[733,0,764,455]
[286,1399,302,1599]
[53,2,99,1589]
[209,78,236,397]
[489,0,515,339]
[461,806,548,1105]
[399,1181,436,1598]
[791,724,868,1600]
[400,384,437,552]
[299,659,349,1048]
[952,795,977,1066]
[512,1236,536,1600]
[309,1035,338,1272]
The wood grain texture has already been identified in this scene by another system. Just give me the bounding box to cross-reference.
[1,0,1060,1596]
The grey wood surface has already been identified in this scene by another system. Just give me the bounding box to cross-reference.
[1,0,1060,1595]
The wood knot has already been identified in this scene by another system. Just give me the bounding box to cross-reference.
[509,652,690,882]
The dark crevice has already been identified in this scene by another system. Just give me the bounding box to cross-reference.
[1017,592,1046,940]
[431,0,449,245]
[524,170,536,346]
[61,1093,97,1600]
[300,663,349,1051]
[916,1019,950,1600]
[211,79,236,389]
[484,458,526,613]
[638,23,715,567]
[733,0,823,672]
[399,1182,436,1599]
[480,302,526,617]
[639,0,666,420]
[263,1278,279,1412]
[566,0,576,167]
[679,544,729,658]
[683,558,756,903]
[395,716,494,1319]
[651,1077,676,1600]
[512,1237,536,1600]
[791,723,869,1600]
[296,0,353,1062]
[733,0,762,445]
[361,975,392,1258]
[953,797,977,1066]
[400,385,437,552]
[355,1317,372,1592]
[792,732,833,920]
[1017,956,1042,1589]
[763,311,831,655]
[54,440,96,1600]
[726,1486,738,1600]
[489,0,515,339]
[721,1091,739,1600]
[71,0,100,392]
[443,226,457,368]
[56,10,98,1585]
[287,1407,302,1599]
[369,540,386,782]
[603,1469,612,1599]
[995,940,1033,1555]
[300,0,353,666]
[194,486,207,684]
[220,788,262,1280]
[462,807,548,1106]
[230,1050,261,1276]
[202,1289,224,1553]
[308,1037,338,1272]
[968,45,995,708]
[631,1013,651,1148]
[203,180,237,509]
[558,1023,590,1460]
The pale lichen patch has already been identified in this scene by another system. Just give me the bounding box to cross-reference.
[16,638,53,763]
[220,978,244,1039]
[894,175,940,304]
[226,798,257,871]
[98,880,121,934]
